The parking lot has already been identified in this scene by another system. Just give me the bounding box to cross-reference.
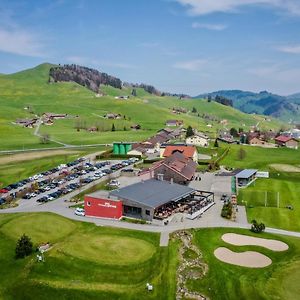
[0,157,139,208]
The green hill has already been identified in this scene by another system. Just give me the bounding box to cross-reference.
[0,63,286,151]
[196,90,300,122]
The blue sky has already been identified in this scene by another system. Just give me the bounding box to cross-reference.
[1,0,300,95]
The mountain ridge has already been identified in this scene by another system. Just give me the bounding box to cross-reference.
[195,90,300,122]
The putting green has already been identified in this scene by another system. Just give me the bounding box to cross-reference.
[0,213,76,243]
[58,234,156,265]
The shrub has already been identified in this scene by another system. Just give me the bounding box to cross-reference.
[250,219,266,233]
[221,202,232,219]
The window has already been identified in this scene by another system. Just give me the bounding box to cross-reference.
[87,201,91,207]
[145,210,150,216]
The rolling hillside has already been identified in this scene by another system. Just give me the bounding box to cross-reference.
[0,63,286,151]
[196,90,300,122]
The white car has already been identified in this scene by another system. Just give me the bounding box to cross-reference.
[107,180,120,187]
[75,207,85,216]
[94,171,104,177]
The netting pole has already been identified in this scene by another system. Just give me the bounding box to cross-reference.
[265,191,267,207]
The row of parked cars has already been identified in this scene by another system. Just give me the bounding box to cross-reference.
[1,157,139,206]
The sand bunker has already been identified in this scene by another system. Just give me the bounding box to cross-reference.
[222,233,289,251]
[214,247,272,268]
[269,164,300,173]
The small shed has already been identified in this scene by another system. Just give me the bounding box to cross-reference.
[236,169,258,187]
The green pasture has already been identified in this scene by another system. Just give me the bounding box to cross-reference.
[0,63,284,151]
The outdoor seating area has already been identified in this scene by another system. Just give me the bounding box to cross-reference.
[153,190,214,220]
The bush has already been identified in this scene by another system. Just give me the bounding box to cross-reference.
[250,220,266,233]
[221,202,232,219]
[15,234,33,259]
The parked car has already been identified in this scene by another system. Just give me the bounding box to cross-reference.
[36,196,48,203]
[75,207,85,216]
[107,180,120,187]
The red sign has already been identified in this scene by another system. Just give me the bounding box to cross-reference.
[84,196,122,219]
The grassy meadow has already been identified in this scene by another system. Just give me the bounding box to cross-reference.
[218,143,300,231]
[0,63,285,150]
[0,213,178,300]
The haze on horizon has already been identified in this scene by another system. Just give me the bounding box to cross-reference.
[1,0,300,96]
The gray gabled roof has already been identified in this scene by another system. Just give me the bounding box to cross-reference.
[236,169,258,179]
[109,179,195,209]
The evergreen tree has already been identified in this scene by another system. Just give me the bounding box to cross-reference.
[186,125,194,138]
[111,123,116,132]
[237,147,246,160]
[192,107,197,113]
[214,139,219,148]
[131,89,137,97]
[230,127,238,137]
[15,234,33,259]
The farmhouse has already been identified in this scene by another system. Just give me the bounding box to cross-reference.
[275,136,298,149]
[162,145,198,162]
[186,132,209,147]
[150,152,197,185]
[42,113,67,119]
[114,95,129,100]
[15,118,38,128]
[84,179,214,221]
[172,107,188,114]
[104,113,121,119]
[130,124,141,130]
[235,169,258,187]
[165,119,183,127]
[249,137,265,145]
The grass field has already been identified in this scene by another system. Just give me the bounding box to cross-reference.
[189,227,300,300]
[220,143,300,171]
[0,63,285,151]
[1,213,300,299]
[238,173,300,231]
[218,143,300,231]
[0,213,178,300]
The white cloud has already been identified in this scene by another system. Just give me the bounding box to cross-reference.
[175,0,300,16]
[173,59,207,71]
[192,22,227,30]
[0,28,44,57]
[277,45,300,54]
